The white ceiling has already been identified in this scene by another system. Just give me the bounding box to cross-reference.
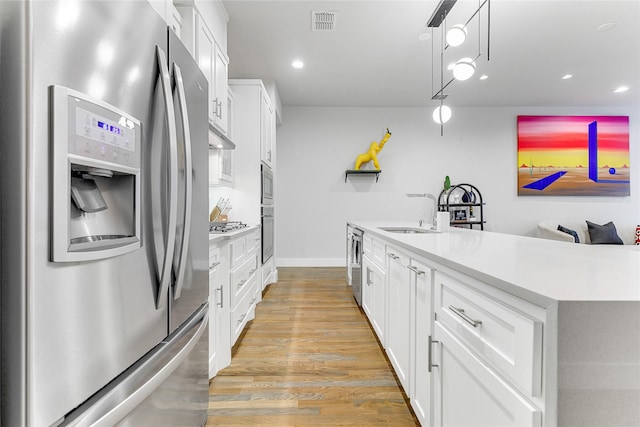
[223,0,640,108]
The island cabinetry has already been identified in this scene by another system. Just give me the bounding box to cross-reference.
[386,247,412,392]
[432,269,545,426]
[362,234,387,346]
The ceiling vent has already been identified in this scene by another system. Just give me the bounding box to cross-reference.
[312,10,336,32]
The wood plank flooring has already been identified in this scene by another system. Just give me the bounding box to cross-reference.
[207,267,419,426]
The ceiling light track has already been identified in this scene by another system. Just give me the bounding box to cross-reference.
[426,0,491,135]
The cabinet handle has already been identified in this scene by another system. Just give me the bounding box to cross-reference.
[407,265,425,275]
[217,100,223,119]
[209,261,220,271]
[237,279,246,287]
[249,268,257,275]
[216,286,223,308]
[388,253,399,260]
[449,305,483,328]
[428,335,438,373]
[366,267,372,286]
[250,298,256,304]
[238,313,246,323]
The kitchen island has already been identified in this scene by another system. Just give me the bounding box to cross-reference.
[348,220,640,427]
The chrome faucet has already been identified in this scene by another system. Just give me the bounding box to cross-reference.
[406,193,437,228]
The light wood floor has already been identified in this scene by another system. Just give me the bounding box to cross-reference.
[207,267,419,426]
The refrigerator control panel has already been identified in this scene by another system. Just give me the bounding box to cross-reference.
[70,99,140,169]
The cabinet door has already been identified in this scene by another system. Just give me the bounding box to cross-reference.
[260,91,274,167]
[212,44,229,133]
[370,259,386,347]
[362,255,375,320]
[386,248,412,392]
[196,18,215,125]
[209,243,230,379]
[410,258,433,426]
[434,322,542,427]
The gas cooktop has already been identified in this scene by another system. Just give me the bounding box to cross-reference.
[208,221,248,234]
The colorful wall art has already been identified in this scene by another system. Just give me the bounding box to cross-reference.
[517,115,630,196]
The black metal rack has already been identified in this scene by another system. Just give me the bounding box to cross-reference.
[438,183,485,230]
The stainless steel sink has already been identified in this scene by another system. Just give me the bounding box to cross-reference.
[378,226,437,234]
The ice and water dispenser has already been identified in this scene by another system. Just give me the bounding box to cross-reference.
[51,86,141,262]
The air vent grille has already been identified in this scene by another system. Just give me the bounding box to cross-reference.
[312,10,336,32]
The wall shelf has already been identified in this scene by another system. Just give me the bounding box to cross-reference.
[438,183,485,230]
[345,169,381,182]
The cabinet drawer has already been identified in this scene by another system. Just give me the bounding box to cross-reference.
[363,234,386,269]
[434,271,543,396]
[230,254,258,309]
[209,245,221,270]
[248,230,260,256]
[230,273,258,345]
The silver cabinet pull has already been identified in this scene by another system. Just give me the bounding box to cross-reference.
[237,279,246,287]
[407,265,425,275]
[366,267,372,285]
[428,335,438,373]
[237,313,246,323]
[388,253,399,260]
[216,286,223,308]
[449,305,482,328]
[209,261,220,271]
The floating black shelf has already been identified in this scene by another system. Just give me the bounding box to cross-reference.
[345,169,381,182]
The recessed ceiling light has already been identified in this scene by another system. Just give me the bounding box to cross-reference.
[562,74,572,80]
[418,31,431,41]
[614,86,629,93]
[596,22,617,32]
[479,75,488,80]
[292,60,304,69]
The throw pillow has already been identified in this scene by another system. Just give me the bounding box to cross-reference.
[586,221,624,245]
[557,225,580,243]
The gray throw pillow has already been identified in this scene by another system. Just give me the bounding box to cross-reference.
[557,225,580,243]
[586,221,623,245]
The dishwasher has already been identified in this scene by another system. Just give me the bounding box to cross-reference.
[347,226,363,306]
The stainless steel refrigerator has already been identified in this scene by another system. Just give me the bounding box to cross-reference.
[0,1,209,425]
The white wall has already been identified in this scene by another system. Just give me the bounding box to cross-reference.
[276,106,639,266]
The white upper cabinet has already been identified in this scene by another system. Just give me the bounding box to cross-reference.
[176,2,229,134]
[260,90,274,168]
[196,18,229,134]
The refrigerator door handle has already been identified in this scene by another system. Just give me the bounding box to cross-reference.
[62,305,209,427]
[172,63,193,300]
[155,46,179,309]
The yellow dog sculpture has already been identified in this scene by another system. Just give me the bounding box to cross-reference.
[354,128,392,170]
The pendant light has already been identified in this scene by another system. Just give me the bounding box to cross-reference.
[446,24,467,47]
[432,105,452,124]
[452,57,476,81]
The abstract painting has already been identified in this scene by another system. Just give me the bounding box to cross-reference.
[517,115,630,196]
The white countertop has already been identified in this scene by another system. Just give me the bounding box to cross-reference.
[350,221,640,305]
[208,224,259,242]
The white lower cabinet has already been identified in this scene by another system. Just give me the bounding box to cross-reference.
[409,258,433,426]
[386,247,412,392]
[209,228,261,378]
[434,321,542,427]
[362,254,386,344]
[208,239,230,378]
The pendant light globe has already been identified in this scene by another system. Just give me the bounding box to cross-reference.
[452,57,476,81]
[432,105,452,124]
[446,24,467,47]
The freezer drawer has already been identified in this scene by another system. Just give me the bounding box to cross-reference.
[61,304,209,427]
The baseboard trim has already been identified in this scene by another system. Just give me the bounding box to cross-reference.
[276,258,346,267]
